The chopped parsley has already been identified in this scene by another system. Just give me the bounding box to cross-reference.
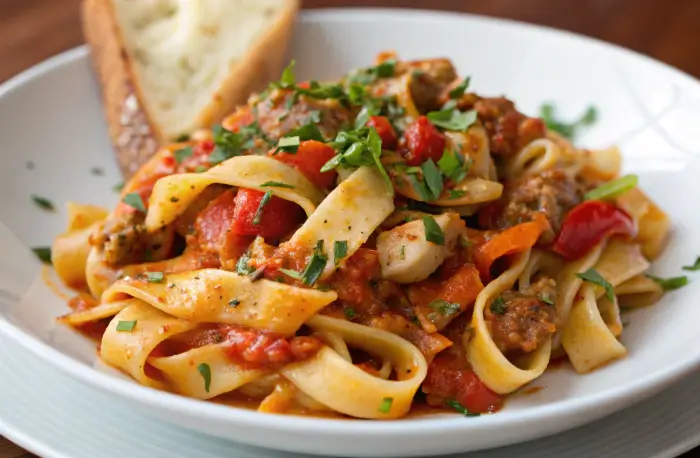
[278,268,304,280]
[31,195,55,212]
[344,307,356,319]
[321,126,392,190]
[429,299,461,317]
[448,76,471,100]
[437,149,470,183]
[260,181,295,189]
[648,275,689,291]
[208,124,256,164]
[175,133,191,142]
[576,268,615,302]
[448,189,466,199]
[280,242,329,286]
[121,193,146,213]
[173,146,194,164]
[378,396,394,414]
[228,299,241,307]
[426,108,477,131]
[113,182,124,192]
[683,257,700,271]
[32,247,51,264]
[446,398,480,417]
[584,174,638,201]
[539,292,555,305]
[489,297,507,315]
[197,363,212,393]
[275,136,301,154]
[145,271,164,283]
[236,251,255,275]
[399,245,406,260]
[334,240,348,265]
[540,103,598,140]
[347,60,396,86]
[195,165,208,173]
[422,216,445,246]
[116,320,137,332]
[252,191,272,225]
[90,167,105,176]
[421,159,443,200]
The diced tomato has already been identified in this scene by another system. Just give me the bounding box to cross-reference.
[423,353,502,414]
[271,140,338,189]
[195,190,237,252]
[400,116,446,165]
[222,107,255,132]
[230,188,304,240]
[297,81,311,89]
[367,116,398,150]
[553,200,635,260]
[223,325,323,370]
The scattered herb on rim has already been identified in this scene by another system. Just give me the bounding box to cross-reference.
[90,167,105,176]
[260,181,295,189]
[422,216,445,246]
[584,174,638,201]
[429,299,461,317]
[378,397,393,413]
[145,272,164,283]
[122,193,146,213]
[334,240,348,265]
[648,275,689,291]
[683,257,700,271]
[173,146,194,164]
[446,398,480,417]
[113,182,124,192]
[116,320,137,332]
[426,108,477,131]
[252,191,273,225]
[540,103,598,140]
[490,297,507,315]
[31,195,55,212]
[576,268,615,302]
[32,247,51,264]
[198,363,212,393]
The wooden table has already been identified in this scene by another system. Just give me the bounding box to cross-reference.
[1,0,699,456]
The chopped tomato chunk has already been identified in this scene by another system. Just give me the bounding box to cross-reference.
[271,140,338,189]
[367,116,398,150]
[223,325,323,370]
[553,200,635,260]
[230,188,303,239]
[400,116,446,165]
[423,353,502,414]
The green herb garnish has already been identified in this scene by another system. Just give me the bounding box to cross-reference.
[448,189,466,199]
[278,268,304,280]
[648,275,689,291]
[236,251,255,275]
[399,245,406,260]
[489,297,507,315]
[173,146,194,164]
[421,159,443,200]
[113,182,124,192]
[446,398,480,417]
[122,193,146,213]
[145,272,164,283]
[252,191,272,226]
[116,320,137,332]
[228,299,241,307]
[260,181,294,189]
[540,103,598,139]
[334,240,348,265]
[427,108,477,131]
[344,307,356,319]
[422,216,445,246]
[32,247,51,264]
[32,195,55,212]
[378,396,394,414]
[683,257,700,271]
[584,174,638,201]
[429,299,461,317]
[198,363,212,393]
[448,77,471,100]
[576,268,615,302]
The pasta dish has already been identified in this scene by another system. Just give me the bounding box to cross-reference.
[51,53,671,419]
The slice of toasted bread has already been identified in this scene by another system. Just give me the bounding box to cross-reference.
[82,0,299,177]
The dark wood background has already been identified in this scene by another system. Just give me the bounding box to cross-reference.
[1,0,699,456]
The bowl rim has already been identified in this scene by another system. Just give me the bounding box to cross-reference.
[2,7,700,439]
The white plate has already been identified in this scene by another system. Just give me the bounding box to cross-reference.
[1,333,699,458]
[2,8,700,457]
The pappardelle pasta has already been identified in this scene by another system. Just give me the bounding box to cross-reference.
[52,53,670,419]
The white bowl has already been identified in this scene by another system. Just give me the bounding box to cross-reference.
[2,9,700,457]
